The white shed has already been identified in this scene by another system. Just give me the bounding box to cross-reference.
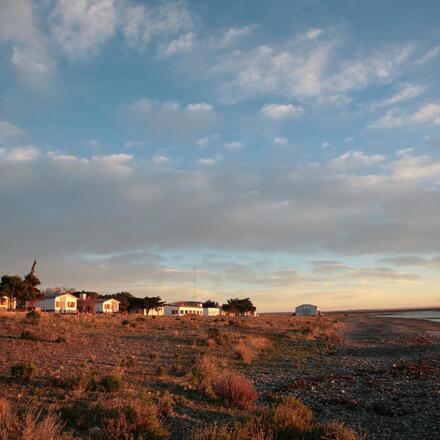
[0,296,16,310]
[38,293,78,313]
[295,304,319,316]
[95,298,120,314]
[164,304,204,316]
[203,307,220,316]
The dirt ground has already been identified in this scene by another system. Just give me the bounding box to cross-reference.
[0,311,439,439]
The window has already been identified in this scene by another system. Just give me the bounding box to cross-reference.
[68,302,75,308]
[172,310,177,315]
[55,301,60,308]
[105,304,111,310]
[180,310,184,315]
[0,298,6,305]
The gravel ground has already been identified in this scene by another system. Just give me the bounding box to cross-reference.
[253,314,440,440]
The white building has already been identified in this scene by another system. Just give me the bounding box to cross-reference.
[143,307,164,316]
[203,307,220,316]
[38,292,78,313]
[95,298,120,314]
[0,296,16,310]
[164,304,204,316]
[295,304,319,316]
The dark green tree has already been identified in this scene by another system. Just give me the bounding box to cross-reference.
[20,260,42,306]
[0,275,25,310]
[111,291,134,313]
[221,298,256,315]
[202,300,219,308]
[143,296,166,316]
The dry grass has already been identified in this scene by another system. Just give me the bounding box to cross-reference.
[0,400,63,440]
[0,311,349,439]
[212,370,258,410]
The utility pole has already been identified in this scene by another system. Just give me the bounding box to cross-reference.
[193,267,197,298]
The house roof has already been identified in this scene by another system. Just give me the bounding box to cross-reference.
[96,297,120,304]
[43,292,78,300]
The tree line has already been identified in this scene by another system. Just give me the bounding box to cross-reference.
[0,264,256,314]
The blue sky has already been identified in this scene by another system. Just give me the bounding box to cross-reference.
[1,0,440,311]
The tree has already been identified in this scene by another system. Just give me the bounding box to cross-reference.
[20,260,42,307]
[0,275,25,310]
[111,292,134,313]
[143,296,166,316]
[221,298,256,315]
[202,300,219,308]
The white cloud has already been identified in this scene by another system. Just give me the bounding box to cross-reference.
[370,102,440,129]
[91,153,133,175]
[212,25,256,49]
[261,103,303,119]
[415,45,440,64]
[186,102,214,112]
[124,141,148,149]
[380,83,425,106]
[0,120,25,140]
[329,151,386,169]
[0,0,55,88]
[224,141,244,151]
[0,146,39,161]
[212,30,415,103]
[121,1,194,54]
[273,137,287,145]
[123,98,218,141]
[196,157,218,166]
[158,32,195,58]
[152,154,170,165]
[50,0,116,59]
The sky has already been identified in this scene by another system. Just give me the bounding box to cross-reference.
[1,0,440,311]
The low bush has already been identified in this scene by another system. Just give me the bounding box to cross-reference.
[55,336,66,343]
[0,400,62,440]
[187,397,363,440]
[157,391,174,418]
[235,341,256,364]
[10,362,35,382]
[98,374,123,392]
[26,310,41,325]
[121,319,130,326]
[192,355,219,395]
[212,370,257,410]
[20,330,38,340]
[62,399,169,439]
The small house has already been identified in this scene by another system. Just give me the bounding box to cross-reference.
[0,296,16,310]
[37,292,78,313]
[95,298,120,314]
[203,307,220,316]
[295,304,319,316]
[164,303,204,316]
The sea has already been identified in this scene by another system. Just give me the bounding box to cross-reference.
[376,310,440,323]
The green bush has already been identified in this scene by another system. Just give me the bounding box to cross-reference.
[121,319,130,326]
[20,330,38,340]
[55,336,66,343]
[10,362,35,381]
[99,374,123,392]
[26,310,41,325]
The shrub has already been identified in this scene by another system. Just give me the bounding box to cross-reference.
[0,402,63,440]
[235,341,256,364]
[260,396,314,438]
[26,310,41,325]
[192,355,219,395]
[121,319,130,326]
[10,362,35,382]
[149,352,160,363]
[156,365,165,377]
[212,370,257,410]
[20,330,38,340]
[55,336,66,343]
[318,422,362,440]
[157,391,174,418]
[98,374,123,392]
